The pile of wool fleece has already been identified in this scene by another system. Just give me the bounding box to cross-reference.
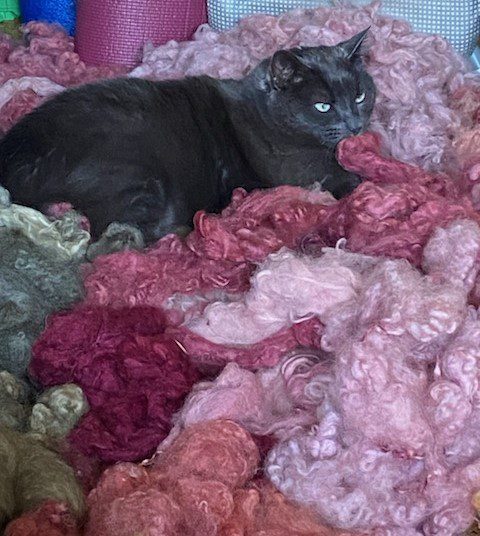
[29,306,201,462]
[0,22,124,133]
[0,427,85,531]
[0,187,87,379]
[85,419,355,535]
[82,185,334,313]
[81,133,479,369]
[167,218,480,534]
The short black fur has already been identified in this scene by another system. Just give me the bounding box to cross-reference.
[0,29,375,243]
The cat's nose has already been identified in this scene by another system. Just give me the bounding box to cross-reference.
[345,117,363,135]
[346,121,362,135]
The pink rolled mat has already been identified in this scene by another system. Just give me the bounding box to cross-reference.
[75,0,207,68]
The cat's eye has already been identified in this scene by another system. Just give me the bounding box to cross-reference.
[314,102,331,113]
[355,92,366,104]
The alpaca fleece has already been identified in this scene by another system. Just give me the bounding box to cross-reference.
[0,228,83,377]
[85,420,350,535]
[5,500,81,536]
[0,427,85,530]
[29,306,200,462]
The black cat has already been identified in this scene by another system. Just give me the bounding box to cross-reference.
[0,28,375,244]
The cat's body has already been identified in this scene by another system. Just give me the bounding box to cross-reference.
[0,29,375,243]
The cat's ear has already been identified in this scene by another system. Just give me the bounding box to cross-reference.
[268,50,305,90]
[337,27,370,60]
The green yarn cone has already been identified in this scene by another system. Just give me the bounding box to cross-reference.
[0,0,20,22]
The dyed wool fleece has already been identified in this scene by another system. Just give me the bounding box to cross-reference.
[0,188,85,378]
[85,420,355,536]
[161,218,480,535]
[164,132,479,368]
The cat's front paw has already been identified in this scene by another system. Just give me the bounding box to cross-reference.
[86,222,145,260]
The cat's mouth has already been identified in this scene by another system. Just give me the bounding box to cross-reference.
[324,127,365,147]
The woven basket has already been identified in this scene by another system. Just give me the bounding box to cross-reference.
[75,0,207,68]
[207,0,480,57]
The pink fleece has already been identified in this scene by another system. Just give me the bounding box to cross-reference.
[156,219,480,534]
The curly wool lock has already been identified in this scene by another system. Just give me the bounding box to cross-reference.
[29,384,89,439]
[30,306,200,462]
[0,186,90,261]
[85,420,353,536]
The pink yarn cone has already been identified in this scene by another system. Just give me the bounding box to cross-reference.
[75,0,207,68]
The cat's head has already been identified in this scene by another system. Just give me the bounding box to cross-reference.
[255,28,376,147]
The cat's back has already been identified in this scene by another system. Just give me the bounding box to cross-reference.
[1,76,220,151]
[0,75,246,240]
[0,75,227,199]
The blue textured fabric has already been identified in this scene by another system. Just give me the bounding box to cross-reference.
[20,0,76,35]
[207,0,480,57]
